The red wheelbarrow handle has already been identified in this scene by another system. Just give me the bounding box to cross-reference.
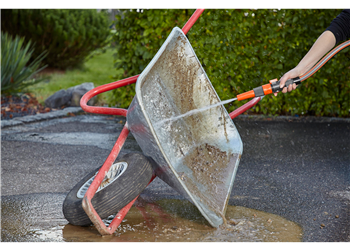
[80,75,139,117]
[229,97,261,119]
[182,9,205,34]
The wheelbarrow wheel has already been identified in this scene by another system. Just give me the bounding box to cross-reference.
[62,152,154,226]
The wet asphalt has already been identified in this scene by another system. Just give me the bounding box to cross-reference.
[1,113,349,242]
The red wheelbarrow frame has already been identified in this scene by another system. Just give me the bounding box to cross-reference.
[79,9,261,236]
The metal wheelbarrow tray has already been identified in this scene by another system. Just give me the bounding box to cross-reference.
[127,27,243,227]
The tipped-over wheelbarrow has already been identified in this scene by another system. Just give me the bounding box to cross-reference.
[62,9,263,236]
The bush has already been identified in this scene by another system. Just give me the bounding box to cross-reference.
[1,32,47,96]
[1,9,111,69]
[111,9,349,117]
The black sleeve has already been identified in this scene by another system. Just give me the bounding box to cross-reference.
[326,9,350,44]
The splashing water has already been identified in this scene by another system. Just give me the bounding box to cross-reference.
[154,97,237,128]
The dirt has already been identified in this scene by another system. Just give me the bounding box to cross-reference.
[1,93,53,120]
[184,143,229,185]
[141,33,221,141]
[182,143,239,214]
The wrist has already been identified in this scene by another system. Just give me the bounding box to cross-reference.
[294,63,309,76]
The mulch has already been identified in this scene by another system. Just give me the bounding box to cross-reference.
[1,68,67,121]
[1,93,53,120]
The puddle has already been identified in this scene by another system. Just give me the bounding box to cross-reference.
[1,193,68,242]
[1,193,302,242]
[99,199,303,242]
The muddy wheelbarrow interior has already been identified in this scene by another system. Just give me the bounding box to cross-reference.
[127,27,243,227]
[63,9,262,236]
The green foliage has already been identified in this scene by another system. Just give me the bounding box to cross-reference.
[1,32,47,95]
[1,9,111,69]
[111,9,349,117]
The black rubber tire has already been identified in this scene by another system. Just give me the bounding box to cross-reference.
[62,152,153,226]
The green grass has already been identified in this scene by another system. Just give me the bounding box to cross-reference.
[28,48,117,105]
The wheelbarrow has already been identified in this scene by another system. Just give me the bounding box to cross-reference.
[62,9,263,236]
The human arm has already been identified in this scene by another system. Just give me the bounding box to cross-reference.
[275,31,336,95]
[275,9,350,95]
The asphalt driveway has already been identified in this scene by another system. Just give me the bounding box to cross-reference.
[1,113,349,242]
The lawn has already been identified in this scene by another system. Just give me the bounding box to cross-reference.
[29,48,118,105]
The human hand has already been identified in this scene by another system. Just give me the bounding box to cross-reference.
[273,67,302,96]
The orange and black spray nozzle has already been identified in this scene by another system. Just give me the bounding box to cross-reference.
[236,77,301,101]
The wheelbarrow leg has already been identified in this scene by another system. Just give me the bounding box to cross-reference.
[81,123,155,236]
[83,174,156,236]
[107,175,156,232]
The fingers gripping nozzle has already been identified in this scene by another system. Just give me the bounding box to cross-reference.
[270,77,301,93]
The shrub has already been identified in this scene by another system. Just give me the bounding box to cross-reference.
[1,32,47,96]
[111,9,349,117]
[1,9,111,69]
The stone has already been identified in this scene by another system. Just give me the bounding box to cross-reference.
[44,89,72,109]
[44,82,96,109]
[67,82,96,107]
